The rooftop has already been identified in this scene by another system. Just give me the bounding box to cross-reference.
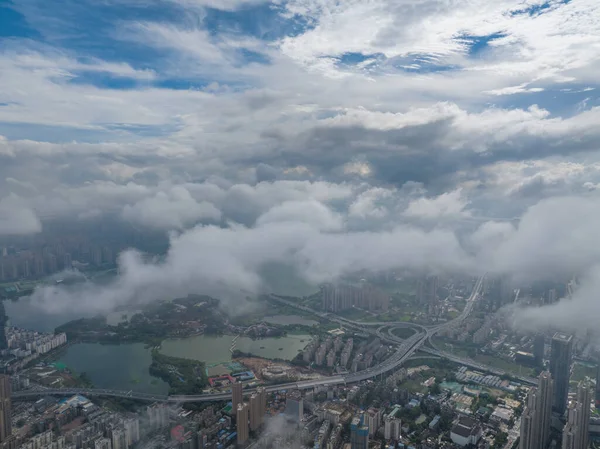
[553,332,573,342]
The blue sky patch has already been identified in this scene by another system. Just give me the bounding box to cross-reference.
[67,71,145,90]
[0,4,40,39]
[337,52,385,66]
[387,54,459,73]
[510,0,570,17]
[462,33,507,57]
[491,85,598,116]
[203,3,307,41]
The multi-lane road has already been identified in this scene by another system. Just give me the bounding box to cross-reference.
[13,275,533,403]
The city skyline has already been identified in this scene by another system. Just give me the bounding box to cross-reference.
[1,0,600,448]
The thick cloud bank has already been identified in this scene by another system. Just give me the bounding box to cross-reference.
[28,220,470,314]
[0,195,42,235]
[26,192,600,330]
[3,0,600,332]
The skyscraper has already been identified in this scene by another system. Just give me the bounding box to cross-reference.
[519,371,553,449]
[0,375,11,444]
[366,408,380,437]
[417,276,438,305]
[249,393,263,431]
[236,403,249,446]
[285,390,303,424]
[384,417,401,440]
[596,363,600,408]
[231,381,243,413]
[0,304,8,350]
[533,334,545,367]
[562,382,591,449]
[550,332,573,415]
[350,414,369,449]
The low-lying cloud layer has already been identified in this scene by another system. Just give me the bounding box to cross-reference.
[2,0,600,333]
[23,189,600,331]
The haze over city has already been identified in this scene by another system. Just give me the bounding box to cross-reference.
[1,1,600,448]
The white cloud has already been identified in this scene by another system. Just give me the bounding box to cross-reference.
[165,0,268,11]
[516,265,600,333]
[122,186,221,230]
[27,220,470,314]
[280,0,600,88]
[0,195,42,235]
[4,0,600,332]
[404,189,470,220]
[348,187,394,219]
[484,84,545,96]
[256,200,344,231]
[343,161,372,177]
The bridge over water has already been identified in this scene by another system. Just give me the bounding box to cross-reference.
[13,275,535,403]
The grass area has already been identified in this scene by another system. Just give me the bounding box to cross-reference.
[434,337,533,376]
[337,308,372,321]
[391,327,416,339]
[474,355,530,376]
[572,361,597,383]
[377,279,415,295]
[401,379,428,394]
[233,297,320,326]
[433,340,470,358]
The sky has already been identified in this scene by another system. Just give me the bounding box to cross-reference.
[1,0,600,327]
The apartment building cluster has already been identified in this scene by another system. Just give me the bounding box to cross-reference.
[303,336,348,368]
[0,241,116,282]
[321,283,389,313]
[5,328,67,358]
[302,336,388,373]
[7,390,140,449]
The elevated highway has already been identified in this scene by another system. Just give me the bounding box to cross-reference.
[14,276,508,403]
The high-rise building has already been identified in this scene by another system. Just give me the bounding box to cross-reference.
[232,381,243,413]
[0,375,11,444]
[111,428,126,449]
[94,438,111,449]
[533,334,545,367]
[322,283,389,313]
[596,363,600,408]
[550,333,573,414]
[366,408,380,437]
[197,430,207,449]
[256,387,267,418]
[562,382,591,449]
[249,392,264,431]
[236,403,249,446]
[123,418,140,447]
[384,417,401,440]
[417,276,438,305]
[146,403,169,430]
[0,435,17,449]
[350,414,369,449]
[519,371,553,449]
[285,391,303,424]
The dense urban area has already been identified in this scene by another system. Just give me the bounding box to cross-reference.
[0,235,598,449]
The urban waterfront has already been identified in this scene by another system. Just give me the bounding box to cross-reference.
[5,300,313,393]
[52,333,311,393]
[58,343,169,395]
[159,333,311,364]
[5,297,86,332]
[262,315,318,326]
